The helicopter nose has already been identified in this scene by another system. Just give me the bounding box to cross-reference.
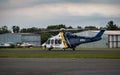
[42,43,46,48]
[42,44,44,47]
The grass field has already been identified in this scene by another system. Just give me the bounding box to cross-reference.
[0,48,120,58]
[0,53,120,59]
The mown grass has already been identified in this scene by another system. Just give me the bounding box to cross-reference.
[0,48,120,58]
[0,53,120,59]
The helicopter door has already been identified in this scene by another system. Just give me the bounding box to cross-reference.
[51,39,54,45]
[55,39,62,46]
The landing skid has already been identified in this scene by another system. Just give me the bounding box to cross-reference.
[63,48,66,51]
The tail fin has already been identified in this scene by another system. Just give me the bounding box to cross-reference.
[94,29,105,38]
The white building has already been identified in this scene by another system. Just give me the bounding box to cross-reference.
[103,31,120,48]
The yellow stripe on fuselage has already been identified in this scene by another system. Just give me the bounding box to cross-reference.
[60,32,68,48]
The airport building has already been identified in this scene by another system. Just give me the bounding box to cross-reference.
[75,30,120,48]
[0,33,41,46]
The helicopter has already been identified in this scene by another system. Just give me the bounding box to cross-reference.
[42,28,105,51]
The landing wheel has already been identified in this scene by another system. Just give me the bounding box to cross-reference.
[72,48,75,51]
[48,46,53,51]
[48,48,52,51]
[63,48,65,51]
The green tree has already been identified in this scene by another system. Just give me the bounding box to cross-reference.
[77,26,82,29]
[85,26,98,30]
[47,24,66,30]
[20,27,41,33]
[106,21,119,30]
[67,26,73,29]
[0,26,11,34]
[20,28,27,33]
[12,26,20,33]
[41,32,51,44]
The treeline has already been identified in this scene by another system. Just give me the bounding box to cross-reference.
[0,20,119,34]
[0,21,119,34]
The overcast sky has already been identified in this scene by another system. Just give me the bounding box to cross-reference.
[0,0,120,29]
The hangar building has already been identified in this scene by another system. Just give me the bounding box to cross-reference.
[75,30,120,48]
[0,33,41,46]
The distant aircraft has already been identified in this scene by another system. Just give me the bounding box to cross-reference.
[42,29,105,51]
[0,42,13,48]
[17,42,33,48]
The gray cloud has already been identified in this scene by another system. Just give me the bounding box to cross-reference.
[35,0,120,4]
[0,0,120,29]
[0,0,120,10]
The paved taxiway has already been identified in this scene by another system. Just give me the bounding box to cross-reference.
[0,58,120,75]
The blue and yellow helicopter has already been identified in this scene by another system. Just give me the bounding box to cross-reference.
[42,29,105,51]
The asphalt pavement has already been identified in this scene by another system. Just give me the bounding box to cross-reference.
[0,58,120,75]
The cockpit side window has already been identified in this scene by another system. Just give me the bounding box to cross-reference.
[58,39,62,44]
[55,39,62,44]
[55,39,58,44]
[51,39,54,44]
